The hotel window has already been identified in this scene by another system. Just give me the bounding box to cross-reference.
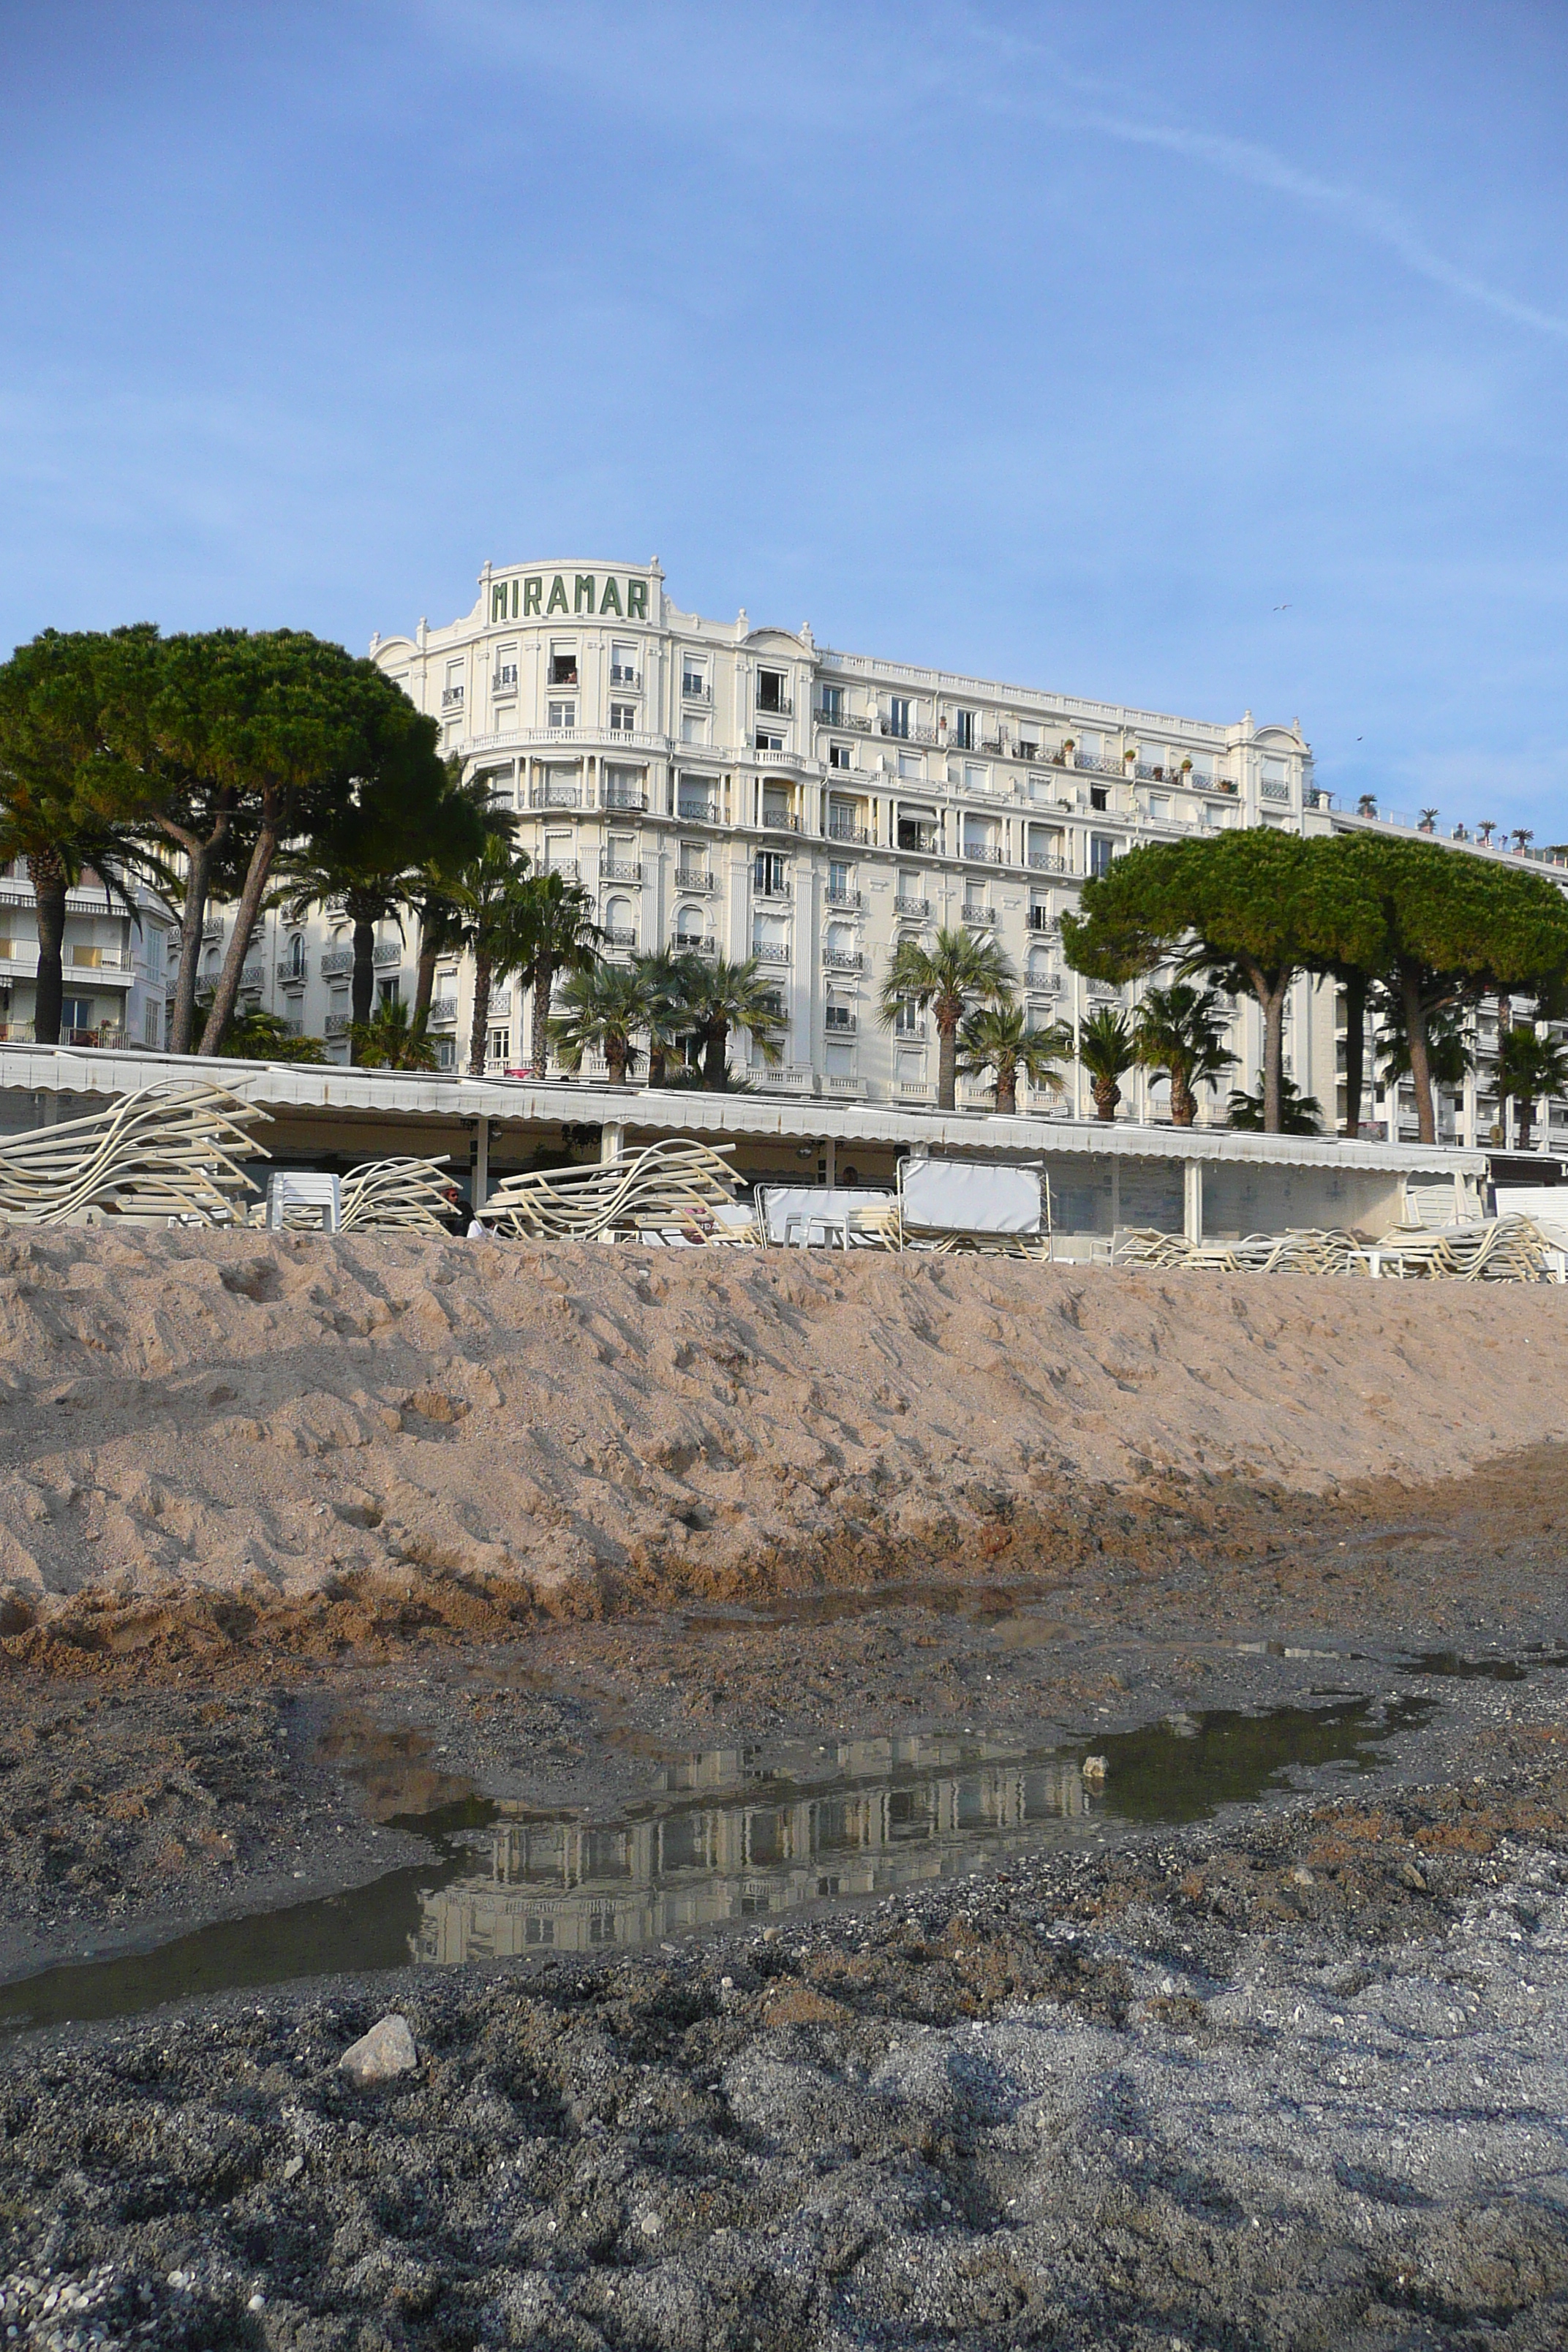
[887,696,912,739]
[951,708,976,750]
[893,998,923,1037]
[818,685,844,724]
[489,1028,510,1066]
[442,662,464,709]
[755,729,783,753]
[828,742,853,769]
[827,860,853,900]
[682,659,706,697]
[609,703,636,731]
[964,761,987,794]
[610,643,638,685]
[754,851,787,895]
[548,647,578,686]
[544,832,573,872]
[680,714,708,744]
[1090,784,1109,811]
[1090,833,1116,878]
[897,751,921,780]
[825,1000,853,1031]
[548,701,576,728]
[756,668,786,713]
[493,644,519,693]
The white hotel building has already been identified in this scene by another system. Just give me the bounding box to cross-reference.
[3,556,1563,1156]
[367,555,1322,1124]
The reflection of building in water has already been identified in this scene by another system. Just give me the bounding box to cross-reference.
[415,1735,1093,1965]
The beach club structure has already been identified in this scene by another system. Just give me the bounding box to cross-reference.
[4,554,1565,1248]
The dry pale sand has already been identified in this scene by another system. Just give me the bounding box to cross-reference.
[0,1224,1564,1655]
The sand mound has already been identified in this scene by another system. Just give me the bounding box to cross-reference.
[0,1227,1564,1651]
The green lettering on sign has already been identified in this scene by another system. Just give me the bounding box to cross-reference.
[523,577,542,616]
[491,584,508,622]
[627,578,649,620]
[510,579,519,617]
[574,574,595,614]
[546,575,570,616]
[598,576,622,617]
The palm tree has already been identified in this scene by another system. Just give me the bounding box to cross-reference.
[350,997,438,1071]
[1512,827,1535,854]
[631,949,701,1085]
[1132,982,1235,1126]
[957,1004,1071,1115]
[549,960,655,1085]
[878,927,1016,1110]
[214,1006,325,1064]
[409,832,533,1074]
[679,956,785,1088]
[406,767,519,1036]
[1077,1006,1137,1121]
[1496,1025,1568,1151]
[1228,1075,1323,1134]
[513,871,603,1074]
[276,845,406,1055]
[1478,821,1497,845]
[1418,807,1439,834]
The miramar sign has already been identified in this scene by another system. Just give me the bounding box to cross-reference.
[489,571,650,623]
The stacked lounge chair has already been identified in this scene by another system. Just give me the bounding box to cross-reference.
[475,1137,755,1244]
[339,1156,458,1234]
[0,1080,268,1226]
[1115,1215,1549,1281]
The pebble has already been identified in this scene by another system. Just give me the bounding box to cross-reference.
[339,2013,418,2087]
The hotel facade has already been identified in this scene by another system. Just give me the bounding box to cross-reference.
[5,557,1564,1151]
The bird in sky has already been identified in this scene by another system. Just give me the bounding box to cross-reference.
[1273,602,1292,611]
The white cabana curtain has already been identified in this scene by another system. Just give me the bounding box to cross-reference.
[899,1158,1045,1235]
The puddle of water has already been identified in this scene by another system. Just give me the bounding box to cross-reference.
[0,1698,1432,2035]
[679,1580,1066,1631]
[1399,1651,1531,1683]
[0,1800,495,2040]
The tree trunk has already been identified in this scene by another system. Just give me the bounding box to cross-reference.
[530,956,554,1077]
[28,851,67,1045]
[648,1039,667,1085]
[1398,958,1437,1145]
[350,917,377,1041]
[995,1063,1017,1116]
[1518,1093,1534,1151]
[198,789,280,1055]
[469,952,492,1074]
[1092,1077,1120,1121]
[703,1018,728,1088]
[410,919,438,1035]
[1170,1071,1196,1126]
[606,1038,627,1085]
[157,802,233,1055]
[1341,970,1368,1139]
[1262,985,1286,1134]
[936,1014,958,1109]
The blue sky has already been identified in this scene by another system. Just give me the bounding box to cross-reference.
[2,1,1565,834]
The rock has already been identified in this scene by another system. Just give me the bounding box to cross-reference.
[1291,1866,1315,1886]
[1399,1861,1428,1892]
[339,2013,418,2087]
[1082,1755,1109,1780]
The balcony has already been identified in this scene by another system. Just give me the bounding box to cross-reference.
[320,949,355,980]
[1027,908,1056,932]
[962,905,998,929]
[601,859,644,883]
[1068,750,1121,776]
[325,1012,352,1037]
[531,783,582,810]
[754,880,792,902]
[896,831,938,856]
[1087,980,1123,1003]
[881,720,941,745]
[823,948,864,972]
[65,946,129,970]
[677,798,719,824]
[962,842,1005,864]
[603,927,638,951]
[491,669,518,696]
[601,784,647,813]
[202,916,225,943]
[374,941,402,967]
[1027,973,1063,996]
[1027,852,1070,873]
[894,1078,933,1101]
[893,896,931,921]
[1261,779,1292,802]
[547,663,579,688]
[823,1012,857,1035]
[758,1066,813,1093]
[815,705,872,731]
[674,935,717,958]
[761,809,801,832]
[441,685,464,710]
[826,818,870,845]
[751,941,792,965]
[429,997,458,1025]
[681,681,712,704]
[490,991,512,1017]
[542,858,578,879]
[824,1073,864,1096]
[609,666,641,689]
[674,870,715,894]
[824,888,862,911]
[276,956,308,986]
[239,962,266,993]
[755,691,794,717]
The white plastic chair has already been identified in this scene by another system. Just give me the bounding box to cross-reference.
[265,1171,342,1232]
